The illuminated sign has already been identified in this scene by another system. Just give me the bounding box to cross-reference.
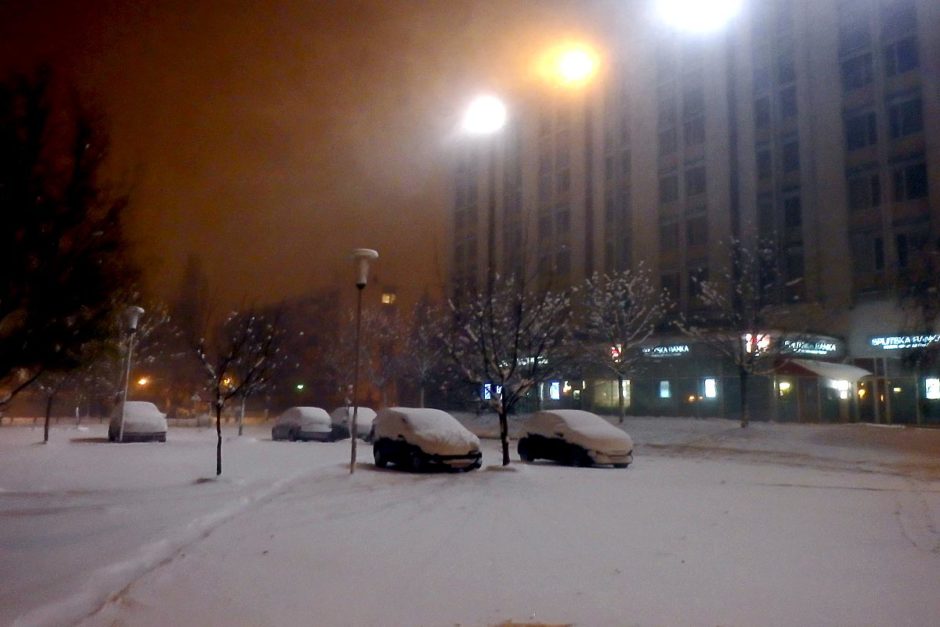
[782,339,839,356]
[642,344,690,358]
[870,335,940,351]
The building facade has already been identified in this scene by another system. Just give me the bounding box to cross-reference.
[449,0,940,423]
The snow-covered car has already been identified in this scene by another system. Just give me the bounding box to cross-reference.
[271,407,332,442]
[517,410,633,468]
[329,406,377,441]
[108,401,168,443]
[372,407,482,472]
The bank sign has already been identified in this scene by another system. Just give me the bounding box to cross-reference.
[870,334,940,351]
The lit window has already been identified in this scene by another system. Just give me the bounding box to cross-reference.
[926,378,940,400]
[659,381,672,399]
[549,381,561,401]
[704,378,718,398]
[381,293,396,305]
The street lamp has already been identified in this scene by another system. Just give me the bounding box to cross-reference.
[462,95,507,294]
[655,0,743,33]
[349,248,378,474]
[117,305,145,443]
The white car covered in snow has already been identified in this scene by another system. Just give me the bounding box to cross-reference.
[329,406,376,441]
[271,407,332,442]
[517,410,633,468]
[372,407,482,472]
[108,401,168,443]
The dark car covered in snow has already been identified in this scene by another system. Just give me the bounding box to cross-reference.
[372,407,482,472]
[517,410,633,468]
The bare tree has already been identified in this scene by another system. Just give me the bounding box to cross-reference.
[400,297,447,407]
[194,309,284,475]
[678,240,829,427]
[579,265,671,422]
[446,274,572,466]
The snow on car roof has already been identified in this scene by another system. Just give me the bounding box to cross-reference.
[375,407,480,454]
[278,407,329,422]
[525,410,632,451]
[112,401,165,419]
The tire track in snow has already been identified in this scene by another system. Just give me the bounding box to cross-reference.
[13,468,325,627]
[893,478,940,555]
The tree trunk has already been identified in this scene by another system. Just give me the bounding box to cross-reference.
[617,374,625,424]
[739,367,749,428]
[418,385,425,409]
[215,399,223,476]
[498,408,510,466]
[238,396,246,436]
[43,394,54,443]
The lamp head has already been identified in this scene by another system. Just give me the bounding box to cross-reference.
[124,305,145,333]
[351,248,379,287]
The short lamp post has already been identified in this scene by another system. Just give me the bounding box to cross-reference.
[350,248,378,474]
[118,305,145,443]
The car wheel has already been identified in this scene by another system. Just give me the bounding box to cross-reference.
[373,443,388,468]
[613,463,629,469]
[517,438,534,462]
[408,450,425,473]
[288,428,298,442]
[567,446,591,467]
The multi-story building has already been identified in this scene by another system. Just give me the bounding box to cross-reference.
[448,0,940,423]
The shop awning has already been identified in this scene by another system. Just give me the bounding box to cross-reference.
[780,359,872,383]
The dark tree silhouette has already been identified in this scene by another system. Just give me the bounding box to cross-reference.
[0,70,137,405]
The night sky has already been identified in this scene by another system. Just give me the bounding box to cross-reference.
[1,0,616,309]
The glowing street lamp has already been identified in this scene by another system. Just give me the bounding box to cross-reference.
[656,0,743,33]
[349,248,378,474]
[539,43,600,88]
[461,94,507,136]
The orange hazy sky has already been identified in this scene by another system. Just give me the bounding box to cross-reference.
[1,0,625,308]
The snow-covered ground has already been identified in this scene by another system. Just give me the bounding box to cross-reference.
[1,417,938,627]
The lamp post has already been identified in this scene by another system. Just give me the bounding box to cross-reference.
[350,248,378,474]
[118,305,145,443]
[462,94,507,293]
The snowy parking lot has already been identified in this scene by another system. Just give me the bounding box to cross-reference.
[1,418,939,627]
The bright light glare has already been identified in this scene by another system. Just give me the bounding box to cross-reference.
[656,0,743,33]
[537,43,599,88]
[557,47,596,85]
[461,95,507,135]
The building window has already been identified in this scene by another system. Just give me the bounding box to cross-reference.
[841,54,873,92]
[659,173,679,203]
[688,266,709,300]
[660,221,679,249]
[658,127,677,155]
[888,96,923,139]
[783,194,802,228]
[682,85,705,119]
[687,215,708,246]
[703,378,718,398]
[850,232,884,272]
[884,37,919,76]
[893,160,928,201]
[685,165,706,196]
[684,116,705,146]
[659,381,672,399]
[661,272,680,301]
[555,248,571,275]
[847,172,881,210]
[782,139,800,173]
[754,97,771,129]
[779,86,797,119]
[776,48,796,84]
[757,147,772,180]
[381,293,397,305]
[838,2,872,54]
[845,111,878,150]
[881,0,917,40]
[658,97,677,128]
